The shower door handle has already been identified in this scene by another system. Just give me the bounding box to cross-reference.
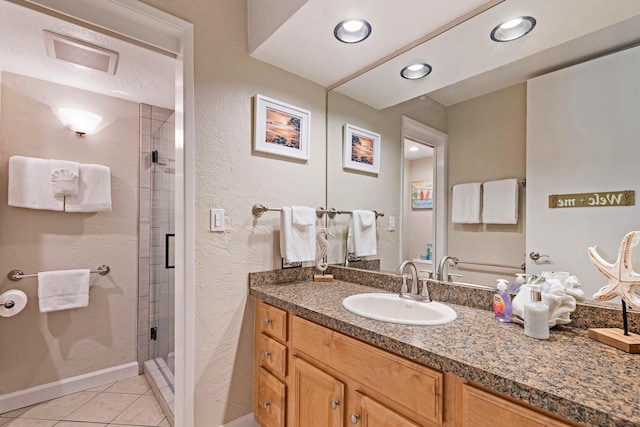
[165,233,175,269]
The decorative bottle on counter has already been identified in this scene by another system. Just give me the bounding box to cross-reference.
[524,284,549,339]
[493,279,512,323]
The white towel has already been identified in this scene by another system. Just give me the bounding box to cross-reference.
[451,183,481,223]
[8,156,64,211]
[482,179,518,224]
[50,159,79,196]
[280,207,316,263]
[37,269,90,313]
[512,283,576,327]
[351,210,377,257]
[65,164,112,212]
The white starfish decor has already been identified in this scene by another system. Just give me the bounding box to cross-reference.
[588,231,640,310]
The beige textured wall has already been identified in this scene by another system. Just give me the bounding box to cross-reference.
[0,72,138,393]
[327,91,446,272]
[446,83,526,286]
[141,1,326,424]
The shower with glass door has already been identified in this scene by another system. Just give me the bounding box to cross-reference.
[138,104,175,412]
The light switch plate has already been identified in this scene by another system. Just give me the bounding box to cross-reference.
[388,215,396,231]
[210,209,225,232]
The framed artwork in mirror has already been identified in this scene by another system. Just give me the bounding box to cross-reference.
[254,94,310,161]
[412,181,433,209]
[343,123,380,174]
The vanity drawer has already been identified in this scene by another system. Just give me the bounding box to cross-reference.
[292,316,443,425]
[257,301,288,343]
[256,368,286,427]
[257,333,287,378]
[461,385,575,427]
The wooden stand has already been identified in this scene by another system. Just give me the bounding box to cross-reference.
[314,274,334,282]
[588,328,640,353]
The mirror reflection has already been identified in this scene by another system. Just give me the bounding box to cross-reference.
[326,1,640,303]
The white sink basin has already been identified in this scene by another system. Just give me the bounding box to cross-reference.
[341,293,457,325]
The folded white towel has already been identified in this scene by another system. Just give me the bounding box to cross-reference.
[280,207,316,263]
[352,210,377,257]
[482,179,519,224]
[8,156,64,211]
[65,164,112,212]
[50,159,79,196]
[451,183,481,223]
[512,283,576,327]
[37,269,90,313]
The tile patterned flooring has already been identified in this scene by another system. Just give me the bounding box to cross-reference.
[0,376,169,427]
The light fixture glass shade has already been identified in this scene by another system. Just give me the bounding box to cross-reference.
[334,19,372,43]
[57,108,103,135]
[490,16,536,42]
[400,63,432,80]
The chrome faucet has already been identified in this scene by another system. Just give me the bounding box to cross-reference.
[395,260,430,302]
[396,260,419,294]
[436,256,457,281]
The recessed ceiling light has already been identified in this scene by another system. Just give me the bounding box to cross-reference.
[490,16,536,42]
[400,63,432,80]
[409,146,419,152]
[334,19,371,44]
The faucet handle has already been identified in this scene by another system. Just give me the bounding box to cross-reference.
[448,273,463,282]
[401,275,408,293]
[419,269,433,279]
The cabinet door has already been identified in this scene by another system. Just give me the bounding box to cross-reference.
[292,357,344,427]
[352,394,421,427]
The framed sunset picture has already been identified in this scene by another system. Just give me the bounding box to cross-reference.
[343,124,380,174]
[254,94,310,161]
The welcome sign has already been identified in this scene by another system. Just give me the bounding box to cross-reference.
[549,190,635,208]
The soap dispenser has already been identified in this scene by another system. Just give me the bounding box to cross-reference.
[510,274,526,293]
[493,279,512,323]
[524,284,549,339]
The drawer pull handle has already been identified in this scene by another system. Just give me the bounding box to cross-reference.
[330,400,340,410]
[264,318,272,325]
[263,351,271,359]
[262,401,270,409]
[350,414,360,424]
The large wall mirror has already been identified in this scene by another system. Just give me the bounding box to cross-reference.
[326,0,640,303]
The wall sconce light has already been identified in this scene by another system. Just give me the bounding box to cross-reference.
[57,108,103,136]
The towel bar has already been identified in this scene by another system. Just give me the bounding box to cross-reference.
[252,203,385,220]
[7,264,111,281]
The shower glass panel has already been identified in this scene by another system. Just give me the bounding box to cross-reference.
[150,109,176,381]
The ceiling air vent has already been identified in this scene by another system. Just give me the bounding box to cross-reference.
[43,31,119,75]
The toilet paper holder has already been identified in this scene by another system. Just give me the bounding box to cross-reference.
[1,300,15,309]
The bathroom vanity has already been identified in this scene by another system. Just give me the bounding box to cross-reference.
[250,269,640,427]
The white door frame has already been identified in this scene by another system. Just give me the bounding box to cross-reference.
[22,1,195,426]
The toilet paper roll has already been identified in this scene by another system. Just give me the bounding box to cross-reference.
[0,289,28,317]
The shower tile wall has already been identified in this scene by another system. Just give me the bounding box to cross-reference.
[138,104,175,373]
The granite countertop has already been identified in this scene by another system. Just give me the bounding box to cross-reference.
[250,279,640,427]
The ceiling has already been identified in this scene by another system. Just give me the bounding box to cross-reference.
[404,139,433,161]
[249,0,640,109]
[0,1,175,109]
[248,0,495,88]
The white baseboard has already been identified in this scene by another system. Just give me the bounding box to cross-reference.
[220,413,259,427]
[0,361,139,413]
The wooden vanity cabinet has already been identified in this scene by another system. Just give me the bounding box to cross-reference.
[254,299,579,427]
[254,301,288,427]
